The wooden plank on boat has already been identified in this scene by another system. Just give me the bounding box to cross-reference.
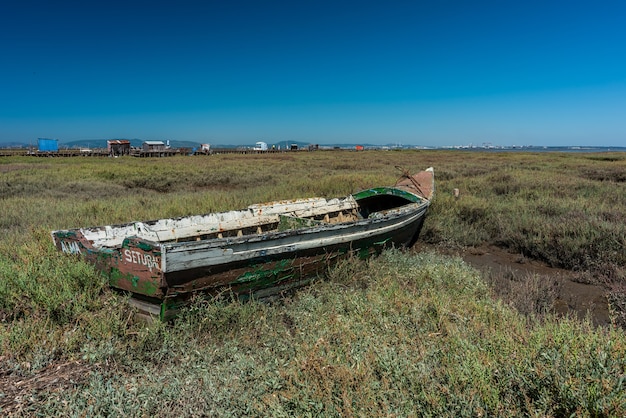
[51,168,435,320]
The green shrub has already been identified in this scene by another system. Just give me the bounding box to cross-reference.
[2,151,626,416]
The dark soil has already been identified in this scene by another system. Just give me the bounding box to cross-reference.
[416,244,611,327]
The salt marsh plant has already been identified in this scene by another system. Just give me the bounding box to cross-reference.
[6,251,625,417]
[1,150,626,415]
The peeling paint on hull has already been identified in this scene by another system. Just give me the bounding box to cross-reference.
[51,168,434,320]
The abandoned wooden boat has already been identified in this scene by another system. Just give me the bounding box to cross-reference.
[51,168,434,319]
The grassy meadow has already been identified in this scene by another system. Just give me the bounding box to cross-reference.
[1,150,626,416]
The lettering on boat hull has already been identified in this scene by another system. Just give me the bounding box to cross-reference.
[50,168,436,320]
[60,240,81,254]
[123,249,161,273]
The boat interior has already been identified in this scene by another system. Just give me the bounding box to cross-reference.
[73,190,424,249]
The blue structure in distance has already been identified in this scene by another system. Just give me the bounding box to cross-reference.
[37,138,59,152]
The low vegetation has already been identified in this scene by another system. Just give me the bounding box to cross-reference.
[1,150,625,416]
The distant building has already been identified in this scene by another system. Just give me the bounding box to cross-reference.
[107,140,131,156]
[142,141,166,152]
[254,141,268,151]
[38,138,58,152]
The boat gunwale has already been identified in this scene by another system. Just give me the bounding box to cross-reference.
[48,168,434,315]
[52,184,430,250]
[161,201,431,274]
[161,199,429,251]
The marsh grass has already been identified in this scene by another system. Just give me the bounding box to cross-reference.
[7,251,625,417]
[1,150,626,415]
[483,267,562,320]
[422,152,626,282]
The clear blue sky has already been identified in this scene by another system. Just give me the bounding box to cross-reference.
[1,0,625,147]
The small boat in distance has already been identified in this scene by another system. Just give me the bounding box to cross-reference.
[51,168,434,319]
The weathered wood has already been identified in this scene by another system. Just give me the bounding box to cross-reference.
[51,168,435,320]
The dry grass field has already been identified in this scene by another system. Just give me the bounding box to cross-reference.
[1,150,625,416]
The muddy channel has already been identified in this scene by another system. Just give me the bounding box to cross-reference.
[415,244,611,327]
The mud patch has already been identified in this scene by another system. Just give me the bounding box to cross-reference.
[416,244,611,327]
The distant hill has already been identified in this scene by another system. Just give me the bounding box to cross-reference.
[0,141,32,148]
[210,141,310,150]
[2,138,625,152]
[209,141,378,150]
